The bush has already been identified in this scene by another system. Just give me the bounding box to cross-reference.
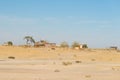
[7,41,13,46]
[82,44,88,48]
[54,69,60,72]
[60,42,69,48]
[75,61,82,63]
[62,62,72,66]
[72,41,80,48]
[8,56,15,59]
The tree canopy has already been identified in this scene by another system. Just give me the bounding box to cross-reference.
[24,36,35,45]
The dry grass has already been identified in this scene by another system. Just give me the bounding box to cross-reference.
[62,61,72,66]
[8,56,15,59]
[75,60,82,63]
[54,69,60,72]
[0,46,120,62]
[85,75,91,78]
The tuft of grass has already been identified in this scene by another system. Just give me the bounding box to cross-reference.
[85,75,91,78]
[8,56,15,59]
[75,61,82,63]
[54,69,60,72]
[51,48,55,50]
[73,54,77,58]
[91,59,96,61]
[62,62,72,66]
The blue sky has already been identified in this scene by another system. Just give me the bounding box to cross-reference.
[0,0,120,48]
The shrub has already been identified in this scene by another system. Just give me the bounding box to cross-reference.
[71,41,80,48]
[54,69,60,72]
[8,56,15,59]
[60,41,69,48]
[7,41,13,46]
[75,61,82,63]
[62,62,72,66]
[51,47,55,50]
[82,44,88,48]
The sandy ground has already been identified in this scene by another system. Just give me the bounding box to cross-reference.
[0,46,120,80]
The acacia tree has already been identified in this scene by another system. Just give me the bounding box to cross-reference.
[24,36,35,46]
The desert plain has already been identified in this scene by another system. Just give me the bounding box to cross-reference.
[0,46,120,80]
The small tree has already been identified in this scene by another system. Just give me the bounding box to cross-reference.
[24,36,35,46]
[60,41,69,48]
[7,41,13,46]
[72,41,80,48]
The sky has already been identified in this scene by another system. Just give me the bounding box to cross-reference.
[0,0,120,48]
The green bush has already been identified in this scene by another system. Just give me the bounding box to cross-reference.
[82,44,88,48]
[72,42,80,48]
[7,41,13,46]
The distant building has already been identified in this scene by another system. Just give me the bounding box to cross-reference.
[110,46,118,50]
[74,44,88,50]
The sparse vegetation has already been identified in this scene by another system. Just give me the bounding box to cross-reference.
[91,59,96,61]
[85,75,91,78]
[54,69,60,72]
[8,56,15,59]
[82,44,88,48]
[7,41,13,46]
[51,47,55,50]
[62,61,72,66]
[72,41,80,48]
[60,41,69,48]
[75,61,82,63]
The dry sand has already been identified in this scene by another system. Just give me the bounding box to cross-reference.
[0,46,120,80]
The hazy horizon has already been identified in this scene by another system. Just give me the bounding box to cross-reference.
[0,0,120,48]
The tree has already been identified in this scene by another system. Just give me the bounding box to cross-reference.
[71,41,80,48]
[82,44,88,48]
[60,41,69,48]
[24,36,35,46]
[7,41,13,46]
